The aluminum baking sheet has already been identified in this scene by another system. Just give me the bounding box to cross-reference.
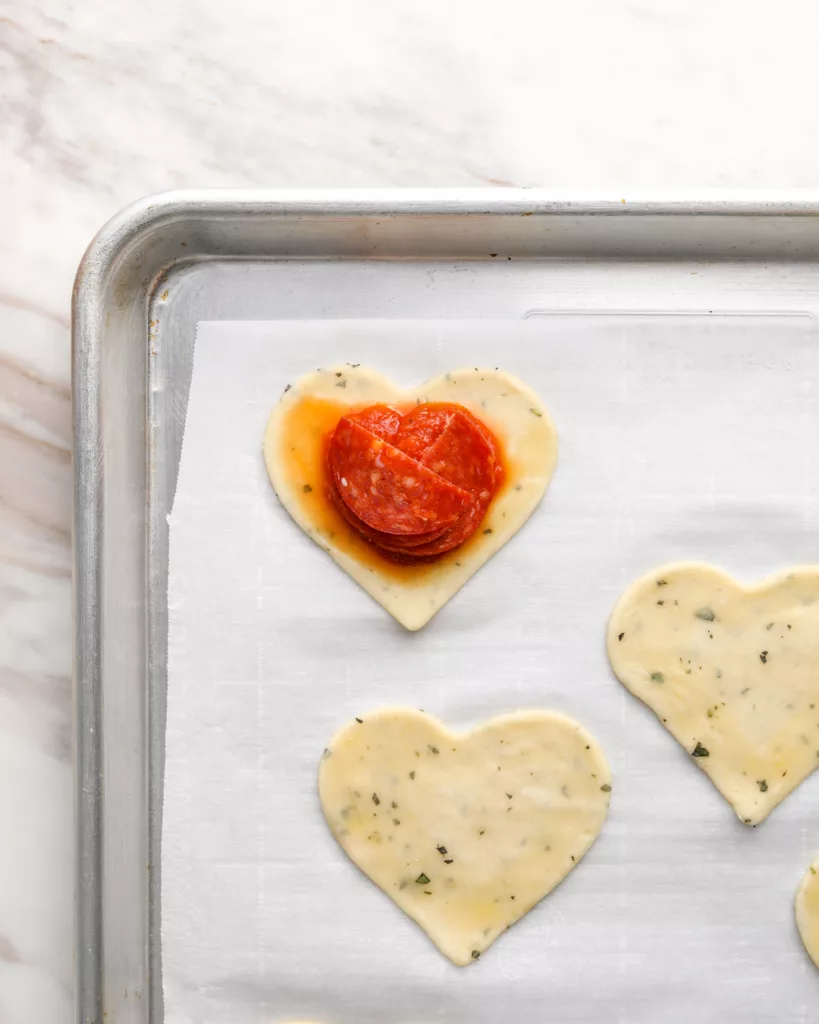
[73,191,819,1024]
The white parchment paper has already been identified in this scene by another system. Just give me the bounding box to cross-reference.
[163,317,819,1024]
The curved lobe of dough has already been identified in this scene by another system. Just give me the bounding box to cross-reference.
[319,709,611,966]
[264,366,558,631]
[797,857,819,969]
[607,562,819,826]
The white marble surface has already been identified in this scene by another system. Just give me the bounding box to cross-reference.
[3,1,819,1021]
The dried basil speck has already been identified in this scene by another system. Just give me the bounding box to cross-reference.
[471,950,481,960]
[428,745,439,755]
[415,873,430,885]
[650,672,665,684]
[760,651,768,664]
[757,779,768,792]
[355,717,363,724]
[656,579,668,587]
[618,632,625,641]
[303,483,313,494]
[601,783,612,792]
[529,408,543,417]
[436,845,448,856]
[695,607,716,622]
[692,742,710,758]
[372,793,380,806]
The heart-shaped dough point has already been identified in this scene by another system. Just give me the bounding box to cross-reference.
[608,562,819,825]
[264,367,558,630]
[319,709,611,965]
[796,856,819,969]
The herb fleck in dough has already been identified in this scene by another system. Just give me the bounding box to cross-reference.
[796,855,819,969]
[607,562,819,825]
[318,708,611,966]
[264,366,558,631]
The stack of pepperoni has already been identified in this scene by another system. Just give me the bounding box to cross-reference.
[326,403,503,560]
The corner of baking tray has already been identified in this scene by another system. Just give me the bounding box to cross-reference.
[73,193,189,324]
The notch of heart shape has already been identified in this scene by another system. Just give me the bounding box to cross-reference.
[607,562,819,826]
[318,708,611,966]
[263,366,558,630]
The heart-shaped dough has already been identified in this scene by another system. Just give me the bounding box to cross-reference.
[797,855,819,968]
[607,562,819,825]
[263,366,557,630]
[318,709,611,965]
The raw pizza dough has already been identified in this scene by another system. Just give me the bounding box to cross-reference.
[607,562,819,825]
[796,856,819,969]
[264,366,558,630]
[318,708,611,966]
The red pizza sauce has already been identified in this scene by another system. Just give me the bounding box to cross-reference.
[325,403,504,561]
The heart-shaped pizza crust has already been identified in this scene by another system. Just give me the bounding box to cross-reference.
[797,855,819,968]
[319,709,611,965]
[608,562,819,825]
[263,366,557,630]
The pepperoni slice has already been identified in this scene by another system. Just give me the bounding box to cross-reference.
[393,404,454,460]
[397,411,498,557]
[324,405,448,548]
[398,503,487,557]
[327,418,473,536]
[345,405,402,443]
[395,404,504,488]
[326,463,450,549]
[421,410,497,493]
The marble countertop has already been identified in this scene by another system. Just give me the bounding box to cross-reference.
[3,1,819,1020]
